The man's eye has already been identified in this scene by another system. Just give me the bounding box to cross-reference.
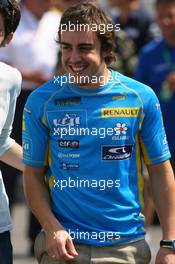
[62,45,70,50]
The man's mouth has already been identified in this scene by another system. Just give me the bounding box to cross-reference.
[69,65,88,74]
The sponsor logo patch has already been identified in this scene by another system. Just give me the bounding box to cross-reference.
[22,137,32,159]
[155,103,161,110]
[54,97,81,106]
[60,162,79,170]
[50,110,87,136]
[163,136,168,145]
[58,152,80,158]
[101,108,140,118]
[114,123,128,135]
[102,145,133,160]
[53,113,80,127]
[112,94,127,100]
[24,107,32,114]
[58,140,79,148]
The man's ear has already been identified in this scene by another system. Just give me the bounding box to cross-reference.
[102,49,111,58]
[102,49,113,63]
[1,32,14,47]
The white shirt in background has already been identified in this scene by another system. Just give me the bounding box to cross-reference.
[0,62,21,233]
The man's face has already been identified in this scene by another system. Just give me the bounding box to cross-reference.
[157,3,175,43]
[25,0,52,17]
[0,13,14,47]
[107,0,127,8]
[60,29,107,88]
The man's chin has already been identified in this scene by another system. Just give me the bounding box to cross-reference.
[75,82,90,87]
[68,74,90,84]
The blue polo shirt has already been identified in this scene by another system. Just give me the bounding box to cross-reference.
[22,70,170,245]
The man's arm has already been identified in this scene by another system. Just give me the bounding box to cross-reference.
[147,160,175,264]
[23,166,78,261]
[0,142,23,171]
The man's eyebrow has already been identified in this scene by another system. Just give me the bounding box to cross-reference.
[60,42,94,46]
[60,42,71,46]
[78,43,94,47]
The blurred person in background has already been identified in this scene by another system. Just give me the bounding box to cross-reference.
[0,1,23,263]
[0,0,61,256]
[135,0,175,227]
[107,0,159,52]
[54,0,82,10]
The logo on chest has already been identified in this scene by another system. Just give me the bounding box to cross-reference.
[101,108,140,118]
[53,113,80,127]
[102,145,133,160]
[49,110,87,136]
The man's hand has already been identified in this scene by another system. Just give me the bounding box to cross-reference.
[155,247,175,264]
[46,229,78,261]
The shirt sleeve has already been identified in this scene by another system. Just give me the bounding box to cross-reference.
[22,93,49,167]
[134,49,148,84]
[139,88,171,164]
[0,69,21,156]
[0,45,13,65]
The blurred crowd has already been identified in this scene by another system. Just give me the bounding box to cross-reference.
[0,0,175,258]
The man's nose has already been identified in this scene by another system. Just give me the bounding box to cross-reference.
[69,48,80,63]
[161,16,171,26]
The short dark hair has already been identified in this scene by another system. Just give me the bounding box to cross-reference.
[58,3,116,65]
[156,0,175,7]
[0,0,21,36]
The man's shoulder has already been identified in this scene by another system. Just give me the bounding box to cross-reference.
[25,78,63,111]
[0,62,21,80]
[0,62,21,92]
[117,72,155,98]
[140,39,163,56]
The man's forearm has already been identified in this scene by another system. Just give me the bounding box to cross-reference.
[23,167,65,235]
[0,142,23,171]
[153,184,175,239]
[148,160,175,239]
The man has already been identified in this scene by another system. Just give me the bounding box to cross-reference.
[107,0,158,52]
[23,3,175,264]
[135,0,175,167]
[0,1,22,264]
[135,0,175,225]
[0,0,61,255]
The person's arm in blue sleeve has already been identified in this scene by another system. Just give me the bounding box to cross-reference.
[140,88,175,264]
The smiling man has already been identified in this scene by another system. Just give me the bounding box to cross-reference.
[60,30,110,88]
[22,3,175,264]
